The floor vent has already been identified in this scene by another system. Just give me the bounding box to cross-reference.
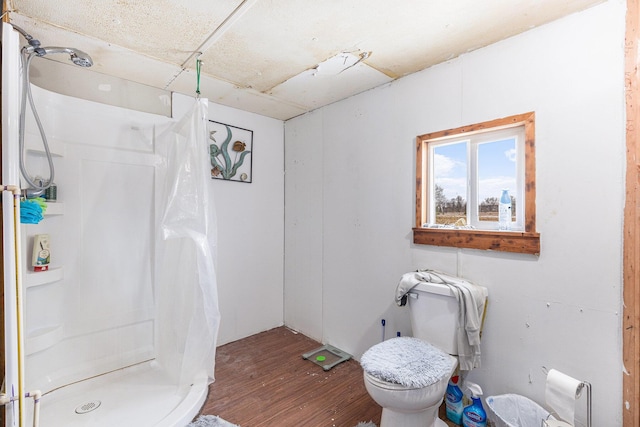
[75,400,101,414]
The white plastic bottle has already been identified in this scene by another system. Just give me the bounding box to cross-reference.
[32,234,51,272]
[498,189,511,230]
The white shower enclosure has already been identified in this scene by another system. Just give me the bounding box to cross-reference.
[2,22,219,427]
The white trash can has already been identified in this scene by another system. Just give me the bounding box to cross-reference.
[486,394,555,427]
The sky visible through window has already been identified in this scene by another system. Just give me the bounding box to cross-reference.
[434,138,516,203]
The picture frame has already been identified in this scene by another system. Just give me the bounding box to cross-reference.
[208,120,253,183]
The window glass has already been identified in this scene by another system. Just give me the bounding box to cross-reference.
[477,137,517,228]
[432,141,467,226]
[429,131,522,231]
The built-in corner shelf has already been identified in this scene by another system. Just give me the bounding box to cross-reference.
[24,266,64,289]
[26,148,63,158]
[44,202,64,216]
[25,136,64,157]
[25,325,63,355]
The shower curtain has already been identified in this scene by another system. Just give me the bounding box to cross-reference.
[154,97,220,387]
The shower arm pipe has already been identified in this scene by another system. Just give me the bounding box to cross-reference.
[8,24,34,44]
[1,185,26,427]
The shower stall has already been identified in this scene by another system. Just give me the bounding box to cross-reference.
[2,22,220,427]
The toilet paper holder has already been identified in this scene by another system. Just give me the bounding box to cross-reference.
[541,367,592,427]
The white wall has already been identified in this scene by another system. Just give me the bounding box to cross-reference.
[284,1,626,425]
[205,101,285,345]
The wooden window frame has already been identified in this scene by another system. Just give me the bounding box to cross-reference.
[413,112,540,255]
[624,0,639,424]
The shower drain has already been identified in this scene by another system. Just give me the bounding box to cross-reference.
[75,400,101,414]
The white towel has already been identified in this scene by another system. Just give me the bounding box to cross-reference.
[187,415,239,427]
[395,269,488,371]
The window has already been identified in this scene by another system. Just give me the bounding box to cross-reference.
[431,127,523,230]
[414,112,540,254]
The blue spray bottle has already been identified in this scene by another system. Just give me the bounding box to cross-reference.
[445,375,464,425]
[462,382,487,427]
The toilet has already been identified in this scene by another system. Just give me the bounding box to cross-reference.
[361,280,474,427]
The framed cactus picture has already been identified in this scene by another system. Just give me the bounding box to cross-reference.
[208,120,253,183]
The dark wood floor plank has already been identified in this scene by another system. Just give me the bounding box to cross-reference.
[199,326,457,427]
[200,327,381,426]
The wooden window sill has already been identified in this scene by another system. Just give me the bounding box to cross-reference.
[413,227,540,255]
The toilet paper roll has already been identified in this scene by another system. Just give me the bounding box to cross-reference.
[545,369,584,424]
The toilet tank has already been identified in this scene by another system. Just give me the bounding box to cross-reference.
[407,281,459,355]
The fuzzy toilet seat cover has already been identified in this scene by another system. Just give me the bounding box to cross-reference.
[361,337,454,388]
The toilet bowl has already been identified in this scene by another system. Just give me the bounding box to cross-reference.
[361,337,457,427]
[362,274,487,427]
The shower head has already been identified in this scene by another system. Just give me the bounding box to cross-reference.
[35,46,93,67]
[70,52,93,68]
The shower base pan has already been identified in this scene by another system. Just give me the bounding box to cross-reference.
[302,344,352,371]
[25,360,207,427]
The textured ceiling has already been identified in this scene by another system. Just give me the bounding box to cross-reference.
[6,0,604,120]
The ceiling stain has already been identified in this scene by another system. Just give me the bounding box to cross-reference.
[7,0,605,120]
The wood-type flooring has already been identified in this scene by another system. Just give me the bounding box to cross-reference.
[198,326,457,427]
